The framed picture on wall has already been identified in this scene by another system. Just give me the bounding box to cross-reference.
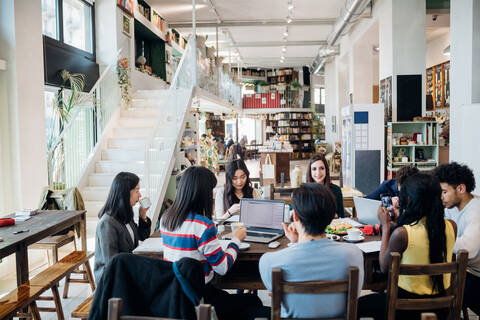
[122,14,131,38]
[443,61,450,108]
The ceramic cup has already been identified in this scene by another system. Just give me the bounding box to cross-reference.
[346,228,363,240]
[230,222,244,234]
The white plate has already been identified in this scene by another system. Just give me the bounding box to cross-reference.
[343,235,365,243]
[238,242,251,250]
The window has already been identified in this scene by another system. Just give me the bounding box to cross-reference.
[42,0,58,39]
[314,87,326,105]
[42,0,94,54]
[63,0,93,53]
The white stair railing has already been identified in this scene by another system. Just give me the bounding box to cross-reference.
[47,48,123,189]
[144,35,197,231]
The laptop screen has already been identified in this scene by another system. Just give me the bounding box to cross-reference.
[240,199,285,230]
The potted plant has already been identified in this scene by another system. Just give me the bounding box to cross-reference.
[256,80,269,92]
[290,80,302,91]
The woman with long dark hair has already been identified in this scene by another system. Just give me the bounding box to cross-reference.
[358,174,457,319]
[161,166,269,320]
[94,172,151,284]
[215,159,261,221]
[306,154,344,217]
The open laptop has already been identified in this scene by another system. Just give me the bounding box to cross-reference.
[224,199,285,243]
[353,197,381,225]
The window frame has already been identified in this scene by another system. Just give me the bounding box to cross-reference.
[43,0,96,59]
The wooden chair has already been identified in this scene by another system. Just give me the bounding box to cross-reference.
[271,266,359,320]
[107,297,212,320]
[385,250,468,320]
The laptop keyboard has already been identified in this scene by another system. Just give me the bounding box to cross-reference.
[247,231,275,238]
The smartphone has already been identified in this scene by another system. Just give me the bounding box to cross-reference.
[380,194,392,208]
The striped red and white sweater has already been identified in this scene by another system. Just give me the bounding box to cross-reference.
[160,213,240,283]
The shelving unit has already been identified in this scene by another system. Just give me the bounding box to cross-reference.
[386,121,439,179]
[179,111,199,166]
[231,68,267,80]
[266,111,314,160]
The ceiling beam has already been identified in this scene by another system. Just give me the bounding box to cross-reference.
[217,41,327,48]
[169,19,336,28]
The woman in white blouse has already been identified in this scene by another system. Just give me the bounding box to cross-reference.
[215,159,261,221]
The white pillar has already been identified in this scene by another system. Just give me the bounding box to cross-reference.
[0,0,47,213]
[325,60,340,146]
[352,43,374,104]
[378,0,426,120]
[450,0,480,178]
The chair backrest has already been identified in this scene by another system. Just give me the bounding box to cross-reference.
[271,266,359,320]
[107,298,211,320]
[385,250,468,320]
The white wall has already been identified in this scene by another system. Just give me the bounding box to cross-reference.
[426,31,450,68]
[0,0,47,214]
[324,60,339,145]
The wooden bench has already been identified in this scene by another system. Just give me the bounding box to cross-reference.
[71,294,93,319]
[0,250,94,320]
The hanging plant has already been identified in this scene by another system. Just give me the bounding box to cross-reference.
[290,80,302,91]
[117,58,132,106]
[53,70,88,124]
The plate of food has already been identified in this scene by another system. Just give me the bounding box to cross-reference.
[325,222,352,235]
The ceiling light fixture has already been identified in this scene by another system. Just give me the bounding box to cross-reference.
[287,1,294,10]
[286,17,292,24]
[282,47,287,52]
[283,31,288,37]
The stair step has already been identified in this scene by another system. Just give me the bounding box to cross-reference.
[101,149,145,161]
[118,117,157,128]
[113,127,154,138]
[120,107,161,118]
[88,173,165,186]
[132,90,169,99]
[84,201,104,217]
[131,98,166,108]
[95,160,165,174]
[82,186,148,202]
[108,138,148,149]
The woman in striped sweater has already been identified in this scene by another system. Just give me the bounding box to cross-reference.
[160,166,269,320]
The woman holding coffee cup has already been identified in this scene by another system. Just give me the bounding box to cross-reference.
[93,172,151,284]
[215,159,261,221]
[161,166,269,320]
[306,154,345,217]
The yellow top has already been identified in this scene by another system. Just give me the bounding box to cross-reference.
[398,218,455,295]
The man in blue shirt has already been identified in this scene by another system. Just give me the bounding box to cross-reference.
[365,165,419,200]
[259,183,364,318]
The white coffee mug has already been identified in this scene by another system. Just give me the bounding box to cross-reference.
[347,228,363,240]
[139,197,151,209]
[230,222,244,234]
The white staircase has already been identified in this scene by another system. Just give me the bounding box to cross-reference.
[82,89,171,219]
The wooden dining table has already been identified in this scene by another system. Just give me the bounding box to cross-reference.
[138,230,386,292]
[0,210,87,286]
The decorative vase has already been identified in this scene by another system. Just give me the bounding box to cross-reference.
[290,165,302,188]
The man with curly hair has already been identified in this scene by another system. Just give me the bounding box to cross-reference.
[365,165,419,200]
[433,162,480,315]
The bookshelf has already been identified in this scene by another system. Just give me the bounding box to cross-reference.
[266,112,314,160]
[386,121,439,179]
[206,116,225,140]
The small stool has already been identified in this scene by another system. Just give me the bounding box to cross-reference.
[30,230,76,264]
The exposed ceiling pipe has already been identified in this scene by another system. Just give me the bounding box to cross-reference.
[312,0,371,74]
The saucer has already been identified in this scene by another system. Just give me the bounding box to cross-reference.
[343,235,364,243]
[238,242,251,250]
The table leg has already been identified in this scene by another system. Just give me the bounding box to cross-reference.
[16,244,29,319]
[79,213,87,251]
[16,243,29,286]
